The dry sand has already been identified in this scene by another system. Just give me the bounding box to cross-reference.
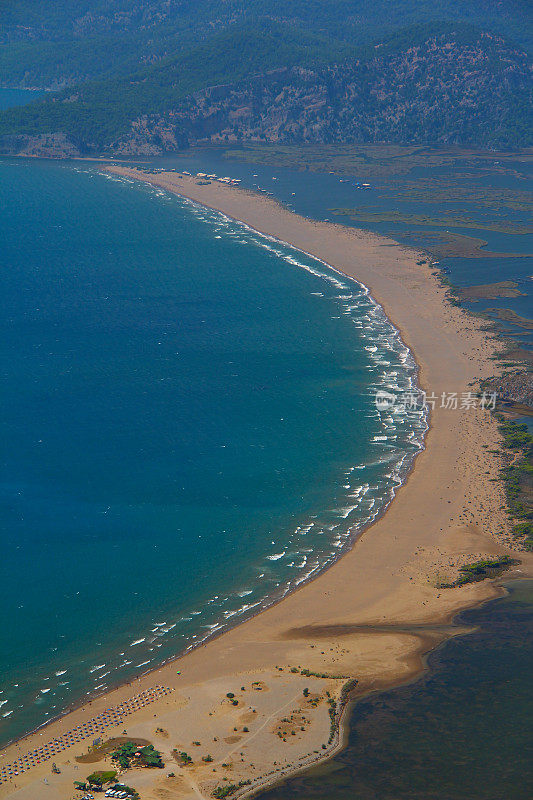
[2,166,531,800]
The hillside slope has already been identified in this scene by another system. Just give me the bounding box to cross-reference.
[0,2,531,154]
[1,1,531,87]
[115,31,531,153]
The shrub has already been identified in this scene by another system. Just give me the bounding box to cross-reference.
[87,770,117,786]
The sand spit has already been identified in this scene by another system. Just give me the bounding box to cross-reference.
[1,166,531,800]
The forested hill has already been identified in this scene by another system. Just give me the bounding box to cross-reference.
[0,1,531,155]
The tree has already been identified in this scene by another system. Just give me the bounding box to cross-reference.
[87,770,117,786]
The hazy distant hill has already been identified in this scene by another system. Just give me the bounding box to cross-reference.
[0,1,531,154]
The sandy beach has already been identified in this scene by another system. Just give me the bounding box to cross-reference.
[1,165,531,800]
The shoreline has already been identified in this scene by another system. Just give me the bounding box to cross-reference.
[2,166,531,800]
[0,228,429,754]
[0,170,429,747]
[240,578,515,800]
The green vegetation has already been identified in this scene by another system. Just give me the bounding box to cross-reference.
[0,23,347,149]
[327,697,338,743]
[383,183,533,213]
[458,282,525,301]
[289,667,350,679]
[485,309,533,329]
[87,770,117,786]
[499,422,533,549]
[2,0,531,87]
[436,556,518,589]
[173,750,193,766]
[75,736,151,764]
[339,678,359,704]
[212,779,251,798]
[224,144,533,179]
[0,3,531,152]
[329,208,533,235]
[111,741,163,769]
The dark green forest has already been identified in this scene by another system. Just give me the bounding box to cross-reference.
[0,1,531,153]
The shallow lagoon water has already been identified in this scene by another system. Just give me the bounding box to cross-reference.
[257,580,533,800]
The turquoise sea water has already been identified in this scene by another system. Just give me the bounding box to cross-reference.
[0,159,426,745]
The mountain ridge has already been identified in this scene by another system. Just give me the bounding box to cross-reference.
[0,2,531,155]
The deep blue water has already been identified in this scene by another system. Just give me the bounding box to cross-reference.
[0,159,424,744]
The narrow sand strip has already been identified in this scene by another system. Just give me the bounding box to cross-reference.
[1,166,530,800]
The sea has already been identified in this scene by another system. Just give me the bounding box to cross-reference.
[151,146,532,424]
[0,148,426,743]
[1,89,531,781]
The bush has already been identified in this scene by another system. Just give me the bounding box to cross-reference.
[436,556,517,588]
[87,770,117,786]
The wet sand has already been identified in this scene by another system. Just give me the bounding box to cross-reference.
[1,166,531,800]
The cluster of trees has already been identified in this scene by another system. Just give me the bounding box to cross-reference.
[111,741,163,769]
[0,2,531,152]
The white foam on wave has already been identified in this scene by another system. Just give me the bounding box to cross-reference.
[129,638,145,646]
[99,172,430,672]
[266,551,286,561]
[336,505,358,519]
